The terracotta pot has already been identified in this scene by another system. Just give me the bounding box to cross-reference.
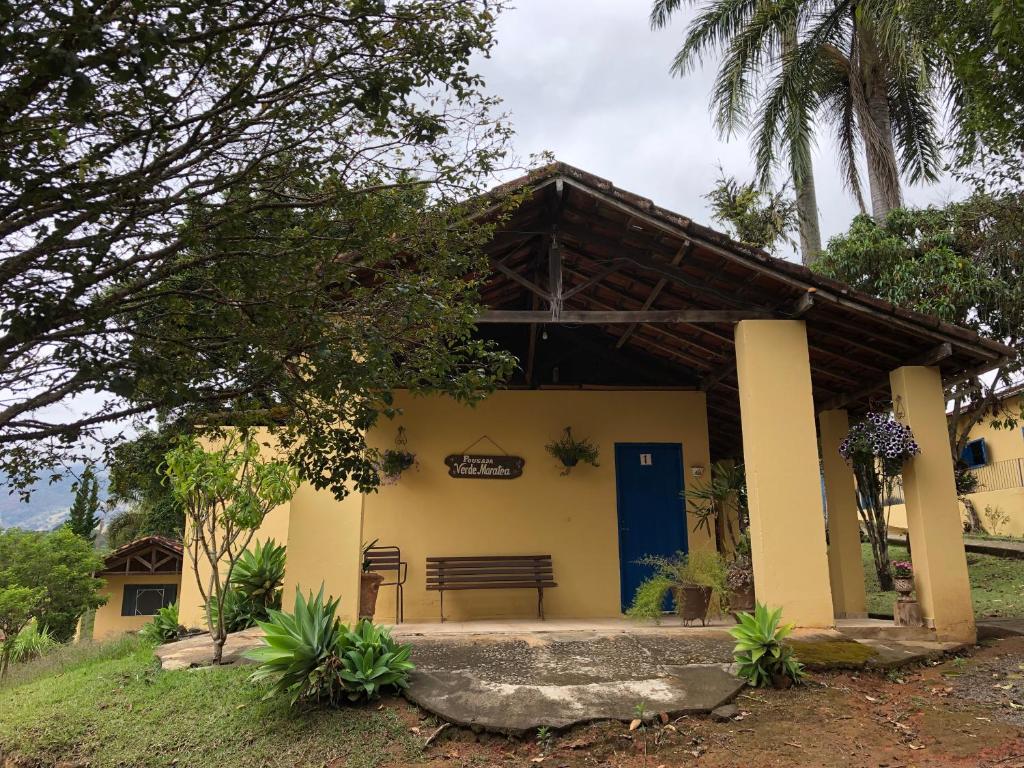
[359,571,385,620]
[772,672,794,690]
[673,585,712,626]
[730,584,756,613]
[893,576,914,597]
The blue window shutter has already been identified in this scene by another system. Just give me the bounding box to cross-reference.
[961,438,988,469]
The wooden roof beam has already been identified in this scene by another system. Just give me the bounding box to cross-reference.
[818,343,954,411]
[476,309,773,324]
[615,242,692,349]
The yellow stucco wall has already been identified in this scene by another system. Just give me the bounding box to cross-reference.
[282,389,715,623]
[371,389,713,621]
[92,573,182,640]
[887,393,1024,538]
[178,502,291,629]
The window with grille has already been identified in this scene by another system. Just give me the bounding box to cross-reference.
[121,584,178,616]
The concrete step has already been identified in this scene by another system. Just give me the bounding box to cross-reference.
[835,619,936,642]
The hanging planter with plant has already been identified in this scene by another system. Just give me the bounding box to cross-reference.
[377,426,416,484]
[545,427,600,475]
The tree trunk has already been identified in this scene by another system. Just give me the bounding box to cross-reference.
[854,463,894,591]
[795,166,822,265]
[962,497,983,533]
[783,24,823,266]
[856,21,902,221]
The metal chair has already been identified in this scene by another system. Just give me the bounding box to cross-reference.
[363,545,407,623]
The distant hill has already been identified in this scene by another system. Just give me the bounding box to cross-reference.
[0,465,112,531]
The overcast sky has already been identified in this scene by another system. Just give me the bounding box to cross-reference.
[476,1,969,261]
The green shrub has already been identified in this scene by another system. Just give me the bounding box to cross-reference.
[730,603,805,688]
[231,540,287,608]
[625,575,674,621]
[209,588,266,634]
[10,619,59,664]
[247,586,414,706]
[139,603,184,644]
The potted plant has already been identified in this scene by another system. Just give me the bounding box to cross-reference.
[627,550,727,626]
[359,539,385,620]
[892,561,914,598]
[379,449,416,484]
[545,427,600,475]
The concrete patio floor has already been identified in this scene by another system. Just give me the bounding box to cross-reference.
[154,616,972,734]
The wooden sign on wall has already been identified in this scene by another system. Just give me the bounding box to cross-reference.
[444,454,525,479]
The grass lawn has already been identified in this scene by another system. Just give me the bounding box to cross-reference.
[862,542,1024,618]
[0,637,420,768]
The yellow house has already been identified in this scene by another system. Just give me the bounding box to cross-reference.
[178,163,1012,643]
[92,536,183,640]
[888,383,1024,537]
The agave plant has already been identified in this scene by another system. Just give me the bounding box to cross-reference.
[246,586,413,706]
[730,603,805,688]
[231,539,287,608]
[335,620,414,701]
[139,603,184,645]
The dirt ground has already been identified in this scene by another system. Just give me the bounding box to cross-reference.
[383,635,1024,768]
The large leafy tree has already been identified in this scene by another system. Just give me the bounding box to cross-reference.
[0,528,106,642]
[651,0,945,247]
[815,196,1024,464]
[912,0,1024,190]
[106,425,188,547]
[0,0,512,496]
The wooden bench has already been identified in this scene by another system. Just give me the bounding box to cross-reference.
[426,555,557,622]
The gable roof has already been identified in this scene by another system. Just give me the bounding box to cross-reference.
[471,162,1013,457]
[99,535,183,576]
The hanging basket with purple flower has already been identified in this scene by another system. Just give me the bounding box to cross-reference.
[839,410,920,593]
[838,411,920,474]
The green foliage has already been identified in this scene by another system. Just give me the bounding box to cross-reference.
[704,173,797,254]
[730,603,806,688]
[247,587,414,706]
[0,528,105,643]
[10,620,59,666]
[209,541,288,633]
[0,586,45,676]
[911,0,1024,182]
[627,551,728,620]
[66,465,101,542]
[378,450,416,481]
[232,540,287,609]
[1,0,513,500]
[544,427,600,475]
[163,434,299,662]
[107,425,188,547]
[652,0,945,219]
[0,635,419,768]
[139,604,184,645]
[625,575,675,621]
[686,461,747,553]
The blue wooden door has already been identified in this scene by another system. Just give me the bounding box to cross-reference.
[614,443,687,613]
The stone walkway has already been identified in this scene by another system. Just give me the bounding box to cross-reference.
[155,620,969,734]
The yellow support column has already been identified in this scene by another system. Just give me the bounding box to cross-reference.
[819,409,867,618]
[889,366,976,641]
[734,320,835,628]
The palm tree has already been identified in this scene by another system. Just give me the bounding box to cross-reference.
[652,0,944,233]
